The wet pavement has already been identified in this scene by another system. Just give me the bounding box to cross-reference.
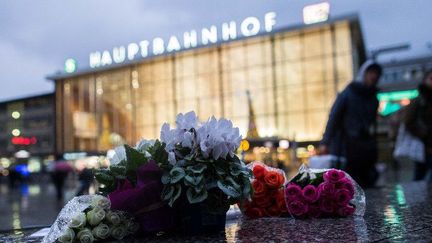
[1,165,431,242]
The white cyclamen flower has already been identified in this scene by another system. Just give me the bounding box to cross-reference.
[160,123,177,152]
[175,111,199,131]
[107,146,126,165]
[135,139,155,152]
[168,151,177,165]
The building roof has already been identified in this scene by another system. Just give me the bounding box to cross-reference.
[0,92,54,105]
[46,13,362,81]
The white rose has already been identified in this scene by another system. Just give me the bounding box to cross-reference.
[91,223,110,239]
[77,228,94,243]
[91,195,111,210]
[86,207,105,226]
[105,211,122,225]
[70,213,86,229]
[110,225,127,240]
[58,228,75,243]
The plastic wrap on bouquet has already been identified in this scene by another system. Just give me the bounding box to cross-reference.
[107,160,175,234]
[284,165,366,218]
[42,195,102,243]
[240,162,288,218]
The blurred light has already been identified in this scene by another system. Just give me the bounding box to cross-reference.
[11,111,21,119]
[11,136,37,145]
[12,129,21,137]
[240,139,250,151]
[279,140,290,149]
[307,145,315,152]
[15,150,30,159]
[264,141,273,148]
[2,169,9,176]
[64,58,77,73]
[15,164,29,176]
[400,98,411,106]
[303,2,330,25]
[125,103,133,110]
[1,158,11,168]
[29,185,41,195]
[28,159,41,173]
[63,152,87,160]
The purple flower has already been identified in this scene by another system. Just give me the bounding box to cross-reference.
[319,197,334,214]
[334,189,353,206]
[285,183,302,200]
[287,200,308,217]
[318,182,336,197]
[335,178,355,198]
[307,204,322,218]
[302,185,319,203]
[337,204,355,217]
[323,169,345,183]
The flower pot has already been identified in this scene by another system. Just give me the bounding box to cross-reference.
[177,201,227,235]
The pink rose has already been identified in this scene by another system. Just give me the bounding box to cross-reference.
[323,169,345,183]
[335,178,355,197]
[319,197,334,214]
[287,200,308,217]
[337,204,355,217]
[318,182,335,197]
[285,183,302,199]
[307,204,322,218]
[302,185,319,203]
[334,189,353,206]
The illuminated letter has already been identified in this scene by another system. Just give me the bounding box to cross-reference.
[127,43,139,60]
[152,37,165,55]
[222,21,237,41]
[89,52,101,68]
[183,30,198,48]
[101,50,112,66]
[167,36,181,52]
[201,25,217,45]
[113,46,126,63]
[139,40,149,57]
[264,12,276,32]
[241,17,260,37]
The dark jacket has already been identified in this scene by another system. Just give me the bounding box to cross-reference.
[321,82,379,156]
[404,84,432,153]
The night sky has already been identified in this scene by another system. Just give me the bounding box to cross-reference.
[0,0,431,101]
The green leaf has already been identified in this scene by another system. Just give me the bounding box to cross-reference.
[214,165,226,176]
[161,186,174,201]
[187,164,207,174]
[110,165,126,177]
[124,144,148,171]
[148,140,169,166]
[94,170,115,185]
[184,175,203,186]
[170,167,186,183]
[186,187,208,204]
[168,184,182,207]
[226,176,241,190]
[217,180,241,198]
[161,172,171,184]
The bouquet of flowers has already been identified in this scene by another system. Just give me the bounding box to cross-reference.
[284,166,366,218]
[43,195,139,243]
[241,162,288,218]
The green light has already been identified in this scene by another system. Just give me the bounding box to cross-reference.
[64,58,77,73]
[377,90,419,102]
[380,102,401,116]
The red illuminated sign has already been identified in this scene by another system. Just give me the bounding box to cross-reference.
[11,136,37,145]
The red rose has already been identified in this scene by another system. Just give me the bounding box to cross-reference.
[244,207,264,218]
[253,165,267,180]
[254,194,272,208]
[252,180,267,197]
[274,190,288,213]
[265,204,281,217]
[264,171,284,189]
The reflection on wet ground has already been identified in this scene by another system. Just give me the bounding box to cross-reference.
[1,166,432,242]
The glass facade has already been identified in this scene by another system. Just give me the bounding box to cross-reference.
[53,18,365,154]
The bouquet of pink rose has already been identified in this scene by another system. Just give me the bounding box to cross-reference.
[284,166,365,218]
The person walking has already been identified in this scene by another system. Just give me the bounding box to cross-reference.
[403,70,432,181]
[76,167,94,196]
[319,60,382,188]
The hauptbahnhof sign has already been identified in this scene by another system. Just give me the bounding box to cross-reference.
[87,12,277,69]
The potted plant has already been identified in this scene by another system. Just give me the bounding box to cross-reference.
[149,112,252,234]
